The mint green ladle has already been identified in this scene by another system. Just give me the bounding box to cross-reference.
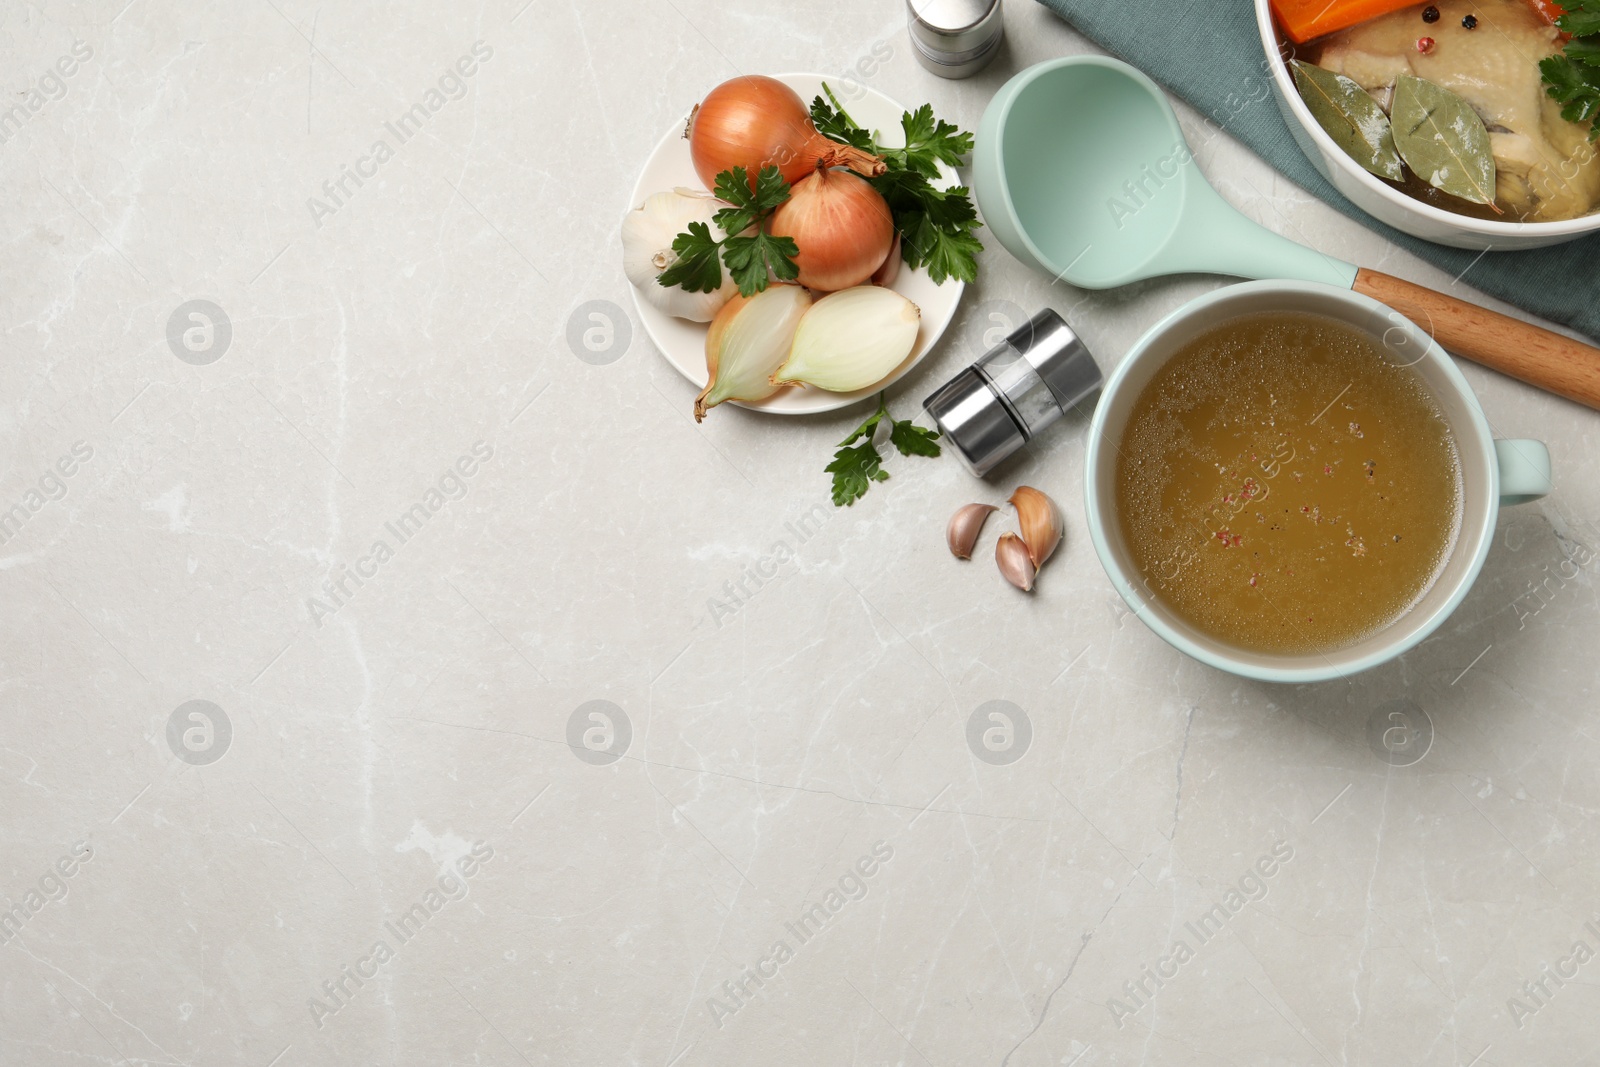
[971,56,1600,410]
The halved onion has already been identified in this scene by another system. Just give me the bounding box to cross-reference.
[694,284,812,421]
[770,286,921,393]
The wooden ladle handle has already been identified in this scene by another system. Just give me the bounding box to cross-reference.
[1353,268,1600,411]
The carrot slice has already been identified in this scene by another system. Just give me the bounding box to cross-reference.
[1271,0,1422,43]
[1524,0,1567,25]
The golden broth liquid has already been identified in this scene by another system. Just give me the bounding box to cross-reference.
[1115,311,1462,655]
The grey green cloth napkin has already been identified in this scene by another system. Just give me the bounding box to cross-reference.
[1034,0,1600,341]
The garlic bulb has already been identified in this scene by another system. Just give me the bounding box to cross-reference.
[695,284,812,421]
[621,189,739,322]
[770,286,921,393]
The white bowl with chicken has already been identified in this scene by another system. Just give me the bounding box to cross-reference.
[1256,0,1600,249]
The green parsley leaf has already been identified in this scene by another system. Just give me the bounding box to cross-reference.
[722,231,800,296]
[810,90,876,153]
[712,165,791,236]
[1567,36,1600,67]
[1542,54,1600,139]
[825,393,939,507]
[655,221,724,293]
[876,174,983,285]
[901,211,984,285]
[883,181,981,282]
[1544,3,1600,140]
[717,167,799,294]
[710,168,760,235]
[826,442,889,507]
[894,103,975,180]
[889,418,941,458]
[839,393,891,445]
[1557,0,1600,38]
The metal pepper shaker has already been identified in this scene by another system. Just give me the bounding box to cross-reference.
[922,308,1101,477]
[907,0,1005,79]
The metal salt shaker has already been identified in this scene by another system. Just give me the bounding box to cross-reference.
[922,308,1102,477]
[907,0,1005,79]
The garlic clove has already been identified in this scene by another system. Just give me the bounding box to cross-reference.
[947,503,997,560]
[996,533,1036,592]
[694,284,812,421]
[1009,486,1062,569]
[770,285,920,393]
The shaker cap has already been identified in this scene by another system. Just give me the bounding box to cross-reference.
[907,0,1004,78]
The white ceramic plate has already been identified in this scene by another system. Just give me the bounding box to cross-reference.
[625,73,966,415]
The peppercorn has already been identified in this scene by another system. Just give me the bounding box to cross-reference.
[1422,5,1440,21]
[1462,13,1478,27]
[1418,35,1436,53]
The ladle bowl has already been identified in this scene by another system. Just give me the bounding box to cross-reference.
[972,56,1600,410]
[974,56,1353,289]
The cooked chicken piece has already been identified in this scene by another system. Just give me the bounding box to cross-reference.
[1317,0,1600,221]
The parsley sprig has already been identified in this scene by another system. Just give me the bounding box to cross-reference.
[1558,0,1600,36]
[826,393,941,507]
[656,166,800,297]
[1541,0,1600,141]
[811,87,983,285]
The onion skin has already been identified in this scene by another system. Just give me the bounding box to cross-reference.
[871,233,902,288]
[702,292,750,379]
[689,75,885,190]
[768,156,895,292]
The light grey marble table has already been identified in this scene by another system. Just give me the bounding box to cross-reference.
[3,2,1597,1065]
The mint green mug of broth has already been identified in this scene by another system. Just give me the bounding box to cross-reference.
[1083,281,1552,684]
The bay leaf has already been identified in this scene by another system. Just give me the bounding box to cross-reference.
[1391,74,1500,210]
[1291,60,1404,182]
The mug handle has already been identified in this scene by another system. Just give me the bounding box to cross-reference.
[1495,440,1552,507]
